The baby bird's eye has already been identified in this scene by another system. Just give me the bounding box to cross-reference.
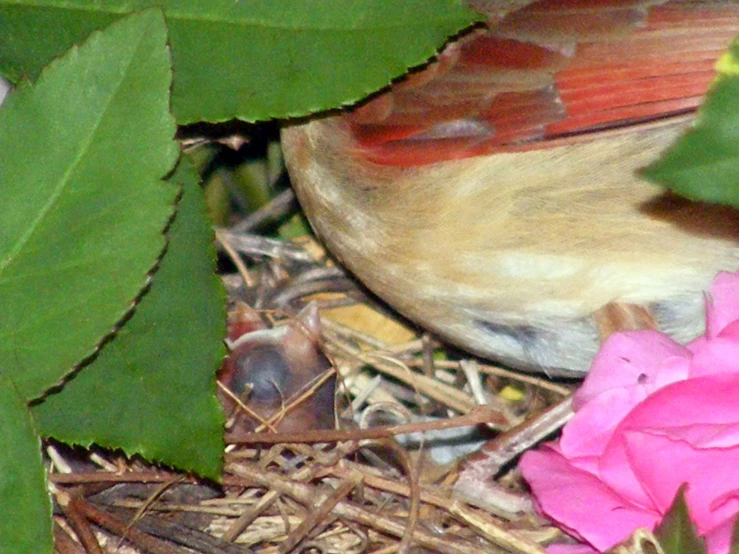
[231,345,290,402]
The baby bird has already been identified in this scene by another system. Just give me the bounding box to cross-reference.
[282,1,739,375]
[219,303,335,434]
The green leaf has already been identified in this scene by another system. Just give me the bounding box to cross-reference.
[33,160,227,480]
[730,513,739,554]
[0,9,179,400]
[640,38,739,208]
[0,376,52,554]
[279,212,312,240]
[653,485,706,554]
[0,0,480,123]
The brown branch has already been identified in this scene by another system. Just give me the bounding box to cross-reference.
[227,405,505,444]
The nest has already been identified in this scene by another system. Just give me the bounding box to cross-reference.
[49,189,577,554]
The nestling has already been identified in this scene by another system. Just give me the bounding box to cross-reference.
[218,303,335,434]
[281,1,739,375]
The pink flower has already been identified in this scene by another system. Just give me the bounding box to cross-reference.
[519,271,739,554]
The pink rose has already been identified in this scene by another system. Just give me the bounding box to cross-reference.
[519,271,739,554]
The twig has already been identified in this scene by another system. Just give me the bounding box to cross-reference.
[222,490,279,542]
[227,405,505,444]
[231,188,297,233]
[54,489,104,554]
[228,463,482,554]
[426,359,574,396]
[67,498,186,554]
[323,338,479,414]
[216,230,314,264]
[454,394,574,512]
[54,522,86,554]
[215,228,256,287]
[278,471,362,554]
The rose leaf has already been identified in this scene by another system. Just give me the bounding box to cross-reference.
[0,375,52,553]
[653,484,707,554]
[0,9,178,401]
[0,0,481,124]
[32,159,227,480]
[640,38,739,209]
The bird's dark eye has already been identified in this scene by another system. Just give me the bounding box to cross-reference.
[231,345,290,401]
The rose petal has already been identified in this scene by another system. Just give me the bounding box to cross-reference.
[574,331,689,410]
[560,387,646,461]
[704,271,739,338]
[598,374,739,525]
[520,447,659,551]
[561,333,690,461]
[690,334,739,378]
[703,513,738,554]
[653,422,739,449]
[687,335,708,354]
[620,430,739,533]
[718,319,739,340]
[616,374,739,438]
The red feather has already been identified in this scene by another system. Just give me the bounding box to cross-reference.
[348,1,739,166]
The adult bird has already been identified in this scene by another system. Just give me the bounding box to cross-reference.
[281,1,739,375]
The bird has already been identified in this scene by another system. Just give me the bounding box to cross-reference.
[218,302,336,434]
[281,1,739,375]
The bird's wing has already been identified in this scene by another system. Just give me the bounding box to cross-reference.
[346,0,739,166]
[280,1,739,372]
